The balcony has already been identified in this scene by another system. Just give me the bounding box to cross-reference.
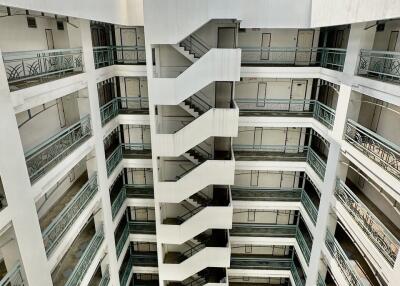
[3,48,84,91]
[100,97,149,126]
[357,49,400,83]
[41,174,98,256]
[345,119,400,180]
[106,143,152,176]
[237,99,336,129]
[93,46,146,68]
[0,263,25,285]
[335,179,400,266]
[240,47,346,71]
[24,115,92,183]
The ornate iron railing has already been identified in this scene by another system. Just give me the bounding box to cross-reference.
[116,223,129,258]
[112,187,127,219]
[335,180,400,265]
[313,101,335,129]
[2,48,83,85]
[98,268,110,286]
[65,227,104,286]
[0,263,25,286]
[291,263,306,286]
[43,175,98,255]
[296,228,311,264]
[100,97,149,125]
[93,46,145,68]
[345,119,400,179]
[240,47,346,71]
[301,190,318,225]
[106,145,123,176]
[307,148,326,180]
[325,230,366,286]
[317,274,326,286]
[25,115,92,183]
[358,49,400,82]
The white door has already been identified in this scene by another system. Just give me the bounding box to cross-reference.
[295,30,314,65]
[120,28,138,62]
[124,78,141,109]
[290,80,307,111]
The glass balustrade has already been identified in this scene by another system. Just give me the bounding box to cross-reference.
[3,48,83,89]
[42,175,98,255]
[25,115,92,183]
[358,49,400,82]
[345,119,400,180]
[335,179,400,265]
[65,227,104,286]
[93,46,146,68]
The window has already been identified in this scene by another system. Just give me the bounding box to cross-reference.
[56,20,64,30]
[26,16,37,28]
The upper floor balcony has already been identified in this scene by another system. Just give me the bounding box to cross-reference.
[0,6,84,91]
[91,22,146,68]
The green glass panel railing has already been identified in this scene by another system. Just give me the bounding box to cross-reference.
[106,145,123,176]
[231,223,297,237]
[236,98,335,129]
[112,187,127,219]
[3,48,83,86]
[301,190,318,225]
[100,97,149,126]
[129,221,156,234]
[296,228,311,264]
[25,115,92,183]
[325,230,367,286]
[358,49,400,82]
[43,175,98,255]
[99,267,110,286]
[65,227,104,286]
[240,47,346,71]
[317,274,326,286]
[291,263,306,286]
[345,119,400,179]
[116,223,129,258]
[120,256,133,286]
[0,263,25,286]
[335,179,400,265]
[231,186,302,201]
[230,255,292,270]
[306,148,326,180]
[93,46,145,68]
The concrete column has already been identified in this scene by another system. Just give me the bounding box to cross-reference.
[0,51,53,285]
[79,19,120,286]
[305,142,341,286]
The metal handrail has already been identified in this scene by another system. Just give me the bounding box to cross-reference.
[93,45,146,68]
[119,255,133,286]
[180,34,209,58]
[65,227,104,286]
[100,97,149,126]
[98,267,110,286]
[42,175,98,255]
[345,118,400,179]
[358,49,400,81]
[106,145,123,176]
[307,148,326,180]
[317,274,326,286]
[116,223,129,258]
[233,144,309,153]
[0,263,24,286]
[111,187,127,219]
[296,228,311,264]
[3,48,84,84]
[129,220,156,234]
[335,179,400,265]
[291,262,306,286]
[25,115,92,182]
[325,230,367,286]
[301,190,318,225]
[313,101,336,129]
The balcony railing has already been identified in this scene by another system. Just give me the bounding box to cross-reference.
[120,255,133,286]
[296,228,311,264]
[0,263,25,286]
[93,46,145,68]
[358,49,400,82]
[231,223,297,237]
[335,180,400,265]
[112,187,127,219]
[325,230,366,286]
[42,175,98,255]
[291,263,306,286]
[240,47,346,71]
[98,268,110,286]
[129,221,156,234]
[2,48,83,87]
[317,274,326,286]
[345,119,400,180]
[307,148,326,180]
[100,97,149,126]
[230,255,292,270]
[25,115,92,183]
[116,223,129,258]
[301,190,318,225]
[236,99,335,129]
[65,227,104,286]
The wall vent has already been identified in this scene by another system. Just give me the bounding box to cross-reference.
[57,21,64,30]
[26,16,37,28]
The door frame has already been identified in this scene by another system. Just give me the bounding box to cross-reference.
[120,27,138,61]
[45,29,54,49]
[260,33,271,60]
[387,31,399,51]
[217,27,236,48]
[256,82,268,107]
[294,29,315,64]
[289,79,308,111]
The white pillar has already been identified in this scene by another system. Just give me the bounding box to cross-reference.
[79,19,120,286]
[0,51,53,285]
[305,142,341,286]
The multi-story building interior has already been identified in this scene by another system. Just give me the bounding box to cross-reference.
[0,0,399,285]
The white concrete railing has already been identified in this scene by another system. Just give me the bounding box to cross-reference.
[155,107,239,157]
[161,247,230,281]
[152,49,241,105]
[157,159,235,202]
[158,206,233,244]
